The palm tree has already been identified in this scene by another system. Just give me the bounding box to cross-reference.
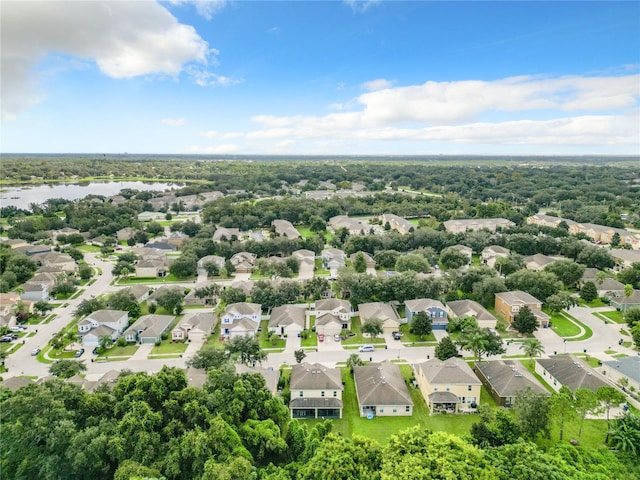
[457,330,489,362]
[520,338,545,366]
[624,283,634,298]
[595,271,607,286]
[98,335,112,351]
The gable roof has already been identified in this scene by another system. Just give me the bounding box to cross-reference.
[475,360,549,397]
[315,298,351,312]
[86,309,127,324]
[358,302,399,323]
[446,299,497,322]
[416,357,482,386]
[1,376,35,392]
[224,302,261,317]
[536,355,613,392]
[178,312,216,332]
[405,298,446,313]
[601,356,640,383]
[268,305,305,328]
[354,361,413,406]
[290,363,343,390]
[315,313,342,326]
[124,314,174,338]
[495,290,543,306]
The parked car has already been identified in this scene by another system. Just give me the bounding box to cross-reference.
[31,348,41,356]
[359,344,375,352]
[92,347,99,355]
[10,326,26,333]
[392,331,401,340]
[334,334,341,342]
[74,348,85,358]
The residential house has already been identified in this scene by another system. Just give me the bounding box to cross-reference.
[354,361,413,417]
[313,299,352,336]
[321,248,346,272]
[405,298,448,330]
[236,364,280,395]
[230,279,254,296]
[450,244,473,262]
[116,227,136,242]
[358,302,401,334]
[230,251,257,273]
[0,376,35,392]
[414,357,482,413]
[213,227,241,242]
[122,285,151,304]
[21,282,49,301]
[197,255,225,273]
[475,360,550,407]
[593,278,626,298]
[184,283,217,306]
[220,302,261,338]
[610,249,640,269]
[289,363,344,419]
[137,211,164,222]
[28,272,59,290]
[272,219,301,239]
[15,244,51,256]
[32,252,77,272]
[167,232,190,248]
[446,299,497,329]
[171,312,216,341]
[135,258,169,278]
[569,223,640,249]
[268,304,306,336]
[328,215,369,235]
[526,214,577,229]
[481,245,510,268]
[0,238,29,249]
[78,309,129,347]
[305,190,334,201]
[0,293,21,315]
[442,218,515,233]
[381,213,414,235]
[147,286,184,305]
[350,252,376,270]
[609,289,640,311]
[600,356,640,394]
[495,291,550,327]
[123,314,174,343]
[523,253,561,271]
[535,355,615,392]
[293,249,316,265]
[144,241,177,251]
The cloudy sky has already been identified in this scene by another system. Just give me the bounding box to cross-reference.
[1,0,639,155]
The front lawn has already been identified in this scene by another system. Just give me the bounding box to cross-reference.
[98,345,139,358]
[150,341,188,355]
[561,312,593,341]
[341,316,386,345]
[259,321,286,349]
[598,310,626,324]
[549,312,582,337]
[398,323,436,343]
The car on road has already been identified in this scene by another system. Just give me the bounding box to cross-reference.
[74,348,85,358]
[392,331,401,340]
[358,344,375,352]
[31,348,41,356]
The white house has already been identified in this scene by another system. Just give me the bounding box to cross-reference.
[220,302,261,338]
[78,309,129,347]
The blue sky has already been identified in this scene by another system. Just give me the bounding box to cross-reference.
[1,0,639,155]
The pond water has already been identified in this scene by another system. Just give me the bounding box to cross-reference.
[0,181,181,210]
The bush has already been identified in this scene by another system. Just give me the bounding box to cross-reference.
[154,340,161,347]
[161,332,169,341]
[116,337,127,347]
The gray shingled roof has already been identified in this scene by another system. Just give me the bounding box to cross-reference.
[315,313,341,326]
[290,363,343,391]
[315,298,350,312]
[87,309,127,324]
[416,357,482,386]
[358,302,399,323]
[268,305,305,328]
[354,361,413,406]
[537,355,613,392]
[602,356,640,383]
[428,391,460,403]
[475,360,549,397]
[405,298,446,313]
[447,299,497,322]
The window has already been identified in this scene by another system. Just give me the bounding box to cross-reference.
[393,408,397,413]
[299,391,303,397]
[461,397,466,404]
[405,406,410,412]
[468,385,472,391]
[380,408,384,413]
[321,391,325,397]
[446,385,450,392]
[434,386,438,391]
[333,391,337,397]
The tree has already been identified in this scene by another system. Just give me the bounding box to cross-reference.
[544,260,585,288]
[49,359,87,378]
[519,338,544,366]
[580,281,598,302]
[624,307,640,328]
[545,292,576,314]
[597,386,626,438]
[631,323,640,349]
[78,263,93,280]
[514,387,550,441]
[607,412,640,457]
[472,276,507,308]
[435,336,458,361]
[494,254,524,276]
[226,335,267,366]
[395,253,431,273]
[203,260,220,277]
[512,305,538,335]
[456,327,505,361]
[440,247,469,270]
[74,297,106,318]
[220,287,246,305]
[98,334,113,351]
[33,300,54,317]
[574,388,600,438]
[294,349,306,363]
[169,255,197,279]
[361,318,383,338]
[346,353,364,373]
[155,288,184,315]
[505,269,561,301]
[410,312,433,340]
[352,252,367,273]
[549,386,577,441]
[470,407,520,447]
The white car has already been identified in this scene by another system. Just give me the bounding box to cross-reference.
[31,348,41,356]
[358,344,375,352]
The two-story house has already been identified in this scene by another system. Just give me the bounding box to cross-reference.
[405,298,448,330]
[289,363,343,419]
[354,361,413,417]
[77,309,129,347]
[220,302,261,338]
[495,291,549,327]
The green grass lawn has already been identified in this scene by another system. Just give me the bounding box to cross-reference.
[259,321,286,349]
[323,365,477,444]
[549,312,582,337]
[76,244,102,253]
[573,353,602,368]
[580,298,607,308]
[98,345,139,358]
[560,311,593,341]
[598,310,626,324]
[341,316,386,345]
[118,274,190,284]
[399,324,436,343]
[150,341,188,354]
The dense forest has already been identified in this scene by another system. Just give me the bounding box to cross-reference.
[1,366,638,480]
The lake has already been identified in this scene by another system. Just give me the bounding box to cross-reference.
[0,181,181,210]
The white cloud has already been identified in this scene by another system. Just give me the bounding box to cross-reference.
[1,0,211,120]
[169,0,227,20]
[162,118,186,126]
[361,78,395,91]
[344,0,381,13]
[189,68,243,87]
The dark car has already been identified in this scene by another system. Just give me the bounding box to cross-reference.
[74,348,85,358]
[392,331,401,340]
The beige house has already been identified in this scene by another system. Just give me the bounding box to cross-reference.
[272,219,301,239]
[523,253,562,271]
[124,314,174,344]
[446,299,497,329]
[289,363,343,419]
[443,218,515,233]
[475,360,549,407]
[328,215,369,235]
[358,302,401,334]
[526,214,577,229]
[171,312,216,341]
[569,223,640,249]
[481,245,510,268]
[135,258,168,278]
[495,291,549,327]
[213,227,241,242]
[381,213,414,235]
[600,357,640,394]
[354,361,413,417]
[414,358,482,413]
[268,304,306,336]
[610,249,640,269]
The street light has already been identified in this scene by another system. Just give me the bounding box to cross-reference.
[563,339,567,354]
